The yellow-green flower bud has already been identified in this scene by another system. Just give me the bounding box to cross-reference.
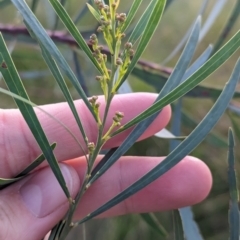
[87,142,95,153]
[89,95,98,104]
[115,111,124,120]
[125,42,132,49]
[95,76,102,81]
[116,58,123,65]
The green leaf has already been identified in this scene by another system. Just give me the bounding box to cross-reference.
[213,0,240,54]
[0,143,56,190]
[40,44,88,148]
[162,0,208,64]
[16,143,57,177]
[31,0,39,12]
[49,0,103,74]
[86,3,101,22]
[0,33,70,199]
[120,0,143,33]
[115,0,166,90]
[0,85,84,154]
[227,128,240,240]
[140,213,168,237]
[114,30,240,134]
[0,176,24,189]
[179,207,203,240]
[78,57,240,222]
[133,67,240,99]
[49,220,66,240]
[228,112,240,143]
[159,16,201,97]
[198,0,227,42]
[127,0,157,45]
[72,51,89,96]
[173,210,184,240]
[11,0,96,120]
[90,147,118,180]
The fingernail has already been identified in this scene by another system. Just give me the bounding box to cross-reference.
[20,164,74,218]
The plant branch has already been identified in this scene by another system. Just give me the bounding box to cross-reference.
[0,24,172,76]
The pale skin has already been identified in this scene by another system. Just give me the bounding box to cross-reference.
[0,93,212,240]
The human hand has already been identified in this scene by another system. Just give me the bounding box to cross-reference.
[0,93,212,240]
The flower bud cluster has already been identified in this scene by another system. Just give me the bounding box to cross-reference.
[87,142,95,154]
[112,42,134,92]
[89,34,110,99]
[89,96,102,125]
[94,0,114,54]
[88,1,135,96]
[102,110,124,141]
[113,111,124,126]
[116,13,126,27]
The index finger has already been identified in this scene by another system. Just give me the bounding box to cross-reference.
[0,93,171,178]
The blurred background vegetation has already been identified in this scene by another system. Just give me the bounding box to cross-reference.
[0,0,240,239]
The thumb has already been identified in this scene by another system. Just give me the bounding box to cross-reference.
[0,164,80,240]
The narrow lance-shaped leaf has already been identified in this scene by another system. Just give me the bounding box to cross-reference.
[0,176,24,190]
[173,210,184,240]
[181,44,213,82]
[86,3,101,22]
[31,0,39,12]
[212,0,240,54]
[199,0,227,42]
[11,0,96,120]
[40,45,88,147]
[159,16,201,97]
[114,0,166,91]
[120,0,143,33]
[169,99,182,150]
[133,67,240,99]
[114,30,240,134]
[140,213,168,237]
[52,0,68,31]
[16,143,57,177]
[73,51,89,96]
[0,143,57,190]
[90,148,118,180]
[127,0,159,45]
[227,128,240,240]
[228,112,240,143]
[49,0,103,74]
[134,44,214,91]
[170,72,203,240]
[147,17,201,144]
[0,34,70,198]
[162,0,209,64]
[49,220,66,240]
[179,207,203,240]
[0,86,82,150]
[78,57,240,222]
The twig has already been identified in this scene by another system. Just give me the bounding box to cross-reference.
[0,24,172,75]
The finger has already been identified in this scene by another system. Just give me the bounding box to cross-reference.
[0,164,80,240]
[0,93,171,178]
[66,155,212,219]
